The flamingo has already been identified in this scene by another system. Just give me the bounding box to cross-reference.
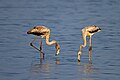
[78,25,101,62]
[27,26,60,56]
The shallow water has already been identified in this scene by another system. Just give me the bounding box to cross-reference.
[0,0,120,80]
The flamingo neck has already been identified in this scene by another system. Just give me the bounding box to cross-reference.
[79,35,87,52]
[81,35,87,48]
[45,34,56,45]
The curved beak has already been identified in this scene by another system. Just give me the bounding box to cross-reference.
[56,49,60,56]
[55,43,60,56]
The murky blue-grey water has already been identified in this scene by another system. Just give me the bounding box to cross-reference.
[0,0,120,80]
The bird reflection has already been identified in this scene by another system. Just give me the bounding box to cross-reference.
[89,46,92,62]
[32,52,48,73]
[55,58,60,64]
[83,59,93,80]
[84,60,92,74]
[30,62,50,73]
[30,52,60,73]
[78,57,93,80]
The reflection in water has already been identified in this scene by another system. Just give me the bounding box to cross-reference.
[85,46,92,74]
[78,48,93,80]
[31,63,50,74]
[84,61,92,74]
[89,46,92,61]
[78,60,93,80]
[30,55,49,74]
[83,61,93,80]
[55,58,60,64]
[30,53,60,74]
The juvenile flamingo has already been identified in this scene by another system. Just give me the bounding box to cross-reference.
[78,25,101,62]
[27,26,60,56]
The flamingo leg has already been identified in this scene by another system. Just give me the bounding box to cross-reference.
[89,36,92,61]
[30,36,40,51]
[89,36,92,47]
[40,41,42,52]
[40,40,45,59]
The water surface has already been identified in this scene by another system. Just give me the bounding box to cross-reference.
[0,0,120,80]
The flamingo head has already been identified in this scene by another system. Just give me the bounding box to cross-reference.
[55,43,60,56]
[27,27,39,34]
